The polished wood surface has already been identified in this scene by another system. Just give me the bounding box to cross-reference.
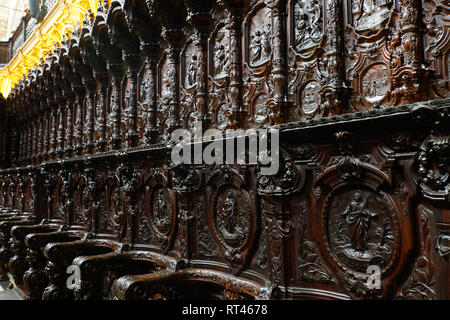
[0,0,448,300]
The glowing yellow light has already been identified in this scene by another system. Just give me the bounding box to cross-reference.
[0,0,99,98]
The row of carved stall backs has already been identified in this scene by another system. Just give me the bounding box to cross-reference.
[2,0,449,167]
[0,100,448,299]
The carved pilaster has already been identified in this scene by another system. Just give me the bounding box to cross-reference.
[96,84,107,151]
[109,69,123,149]
[269,0,288,124]
[49,109,57,159]
[56,107,65,158]
[392,0,426,104]
[43,112,50,160]
[226,8,243,128]
[321,0,348,116]
[124,55,140,148]
[85,88,96,154]
[162,29,183,136]
[65,100,73,157]
[74,95,84,156]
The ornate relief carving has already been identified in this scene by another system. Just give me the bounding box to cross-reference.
[215,187,250,250]
[206,165,256,275]
[293,0,323,56]
[209,23,232,130]
[350,0,392,32]
[361,64,389,104]
[300,81,321,115]
[436,234,449,259]
[247,5,272,67]
[297,199,337,284]
[144,170,176,254]
[417,134,450,201]
[326,188,399,274]
[197,196,220,258]
[150,188,173,236]
[398,206,436,300]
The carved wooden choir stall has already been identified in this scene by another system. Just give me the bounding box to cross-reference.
[0,0,448,300]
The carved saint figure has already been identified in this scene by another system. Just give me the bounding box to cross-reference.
[220,192,237,235]
[187,55,198,87]
[250,27,271,65]
[295,2,308,48]
[214,44,226,76]
[140,76,151,104]
[250,31,263,65]
[261,25,271,59]
[341,191,377,251]
[153,189,170,231]
[110,89,119,114]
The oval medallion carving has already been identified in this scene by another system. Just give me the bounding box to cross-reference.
[325,187,400,274]
[150,187,173,236]
[214,186,251,249]
[361,64,389,104]
[301,81,321,115]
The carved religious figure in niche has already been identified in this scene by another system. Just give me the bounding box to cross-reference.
[294,0,323,53]
[351,0,392,31]
[221,192,238,235]
[215,188,250,248]
[249,10,271,67]
[214,43,228,77]
[186,55,198,87]
[249,27,271,66]
[341,191,377,252]
[152,188,171,234]
[140,76,151,104]
[109,185,123,228]
[161,61,174,102]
